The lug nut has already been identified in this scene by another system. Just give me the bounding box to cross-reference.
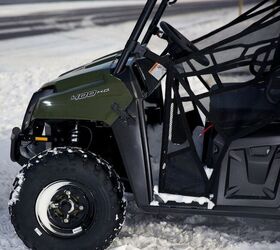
[65,191,71,196]
[50,203,56,209]
[64,218,69,223]
[79,206,84,211]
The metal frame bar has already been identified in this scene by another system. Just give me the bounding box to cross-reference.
[114,0,158,75]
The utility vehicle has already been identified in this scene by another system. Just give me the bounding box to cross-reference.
[9,0,280,249]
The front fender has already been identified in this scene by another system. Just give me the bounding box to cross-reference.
[32,74,133,125]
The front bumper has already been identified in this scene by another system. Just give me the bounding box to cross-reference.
[11,126,51,166]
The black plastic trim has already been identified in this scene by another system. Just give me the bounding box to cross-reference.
[10,127,21,162]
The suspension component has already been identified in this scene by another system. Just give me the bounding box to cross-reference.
[70,123,80,146]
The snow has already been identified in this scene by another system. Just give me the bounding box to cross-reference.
[152,185,215,210]
[150,200,159,207]
[0,2,280,250]
[8,172,25,206]
[110,202,280,250]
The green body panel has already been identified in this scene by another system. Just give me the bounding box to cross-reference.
[33,53,133,125]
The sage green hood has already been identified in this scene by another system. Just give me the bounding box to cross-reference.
[32,51,133,126]
[41,51,121,91]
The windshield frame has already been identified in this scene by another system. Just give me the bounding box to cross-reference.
[113,0,175,75]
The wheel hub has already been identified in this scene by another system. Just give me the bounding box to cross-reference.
[35,181,95,238]
[49,188,88,227]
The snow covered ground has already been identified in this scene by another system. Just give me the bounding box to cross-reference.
[0,2,280,250]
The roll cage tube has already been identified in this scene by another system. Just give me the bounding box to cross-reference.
[142,0,171,45]
[114,0,177,75]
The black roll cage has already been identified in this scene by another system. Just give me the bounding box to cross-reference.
[112,0,280,199]
[114,0,176,75]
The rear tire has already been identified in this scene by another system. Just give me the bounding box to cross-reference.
[9,147,126,250]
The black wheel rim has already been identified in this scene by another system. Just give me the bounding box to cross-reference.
[35,180,95,238]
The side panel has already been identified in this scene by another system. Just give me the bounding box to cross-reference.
[217,136,280,207]
[112,101,152,206]
[33,74,133,126]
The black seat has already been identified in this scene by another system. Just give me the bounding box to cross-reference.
[209,84,276,133]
